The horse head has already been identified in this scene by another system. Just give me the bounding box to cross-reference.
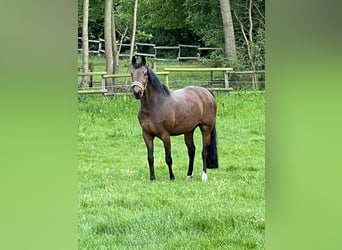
[131,56,148,99]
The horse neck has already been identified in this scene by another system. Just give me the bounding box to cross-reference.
[140,82,167,110]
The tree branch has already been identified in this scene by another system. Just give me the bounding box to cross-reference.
[118,26,128,54]
[254,3,265,22]
[248,0,253,44]
[233,10,249,48]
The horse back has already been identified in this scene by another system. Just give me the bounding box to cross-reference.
[173,86,217,113]
[168,86,217,134]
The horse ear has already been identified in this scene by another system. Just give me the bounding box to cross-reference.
[141,56,146,66]
[132,56,136,65]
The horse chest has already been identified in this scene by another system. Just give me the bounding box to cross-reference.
[138,112,169,135]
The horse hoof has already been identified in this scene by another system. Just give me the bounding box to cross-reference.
[186,175,193,181]
[201,172,208,182]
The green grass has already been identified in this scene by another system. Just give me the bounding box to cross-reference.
[78,91,265,249]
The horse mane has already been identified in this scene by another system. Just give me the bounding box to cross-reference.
[146,68,170,96]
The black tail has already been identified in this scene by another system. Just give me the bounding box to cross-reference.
[206,124,218,168]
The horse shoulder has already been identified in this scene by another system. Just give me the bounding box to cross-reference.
[138,110,165,136]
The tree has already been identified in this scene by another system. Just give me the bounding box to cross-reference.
[233,0,265,89]
[80,0,89,89]
[124,0,138,85]
[129,0,139,58]
[112,5,119,78]
[219,0,237,61]
[77,0,265,73]
[104,0,114,92]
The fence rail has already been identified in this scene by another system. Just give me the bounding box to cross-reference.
[78,37,223,61]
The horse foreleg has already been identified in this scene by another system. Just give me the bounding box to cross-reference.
[143,132,155,181]
[161,135,175,181]
[184,130,196,180]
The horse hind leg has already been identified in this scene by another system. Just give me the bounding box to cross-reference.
[200,124,219,182]
[199,125,212,182]
[184,130,196,180]
[201,143,210,182]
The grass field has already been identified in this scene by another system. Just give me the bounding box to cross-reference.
[78,90,265,249]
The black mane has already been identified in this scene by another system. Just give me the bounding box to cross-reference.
[146,68,170,96]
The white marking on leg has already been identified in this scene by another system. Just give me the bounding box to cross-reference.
[201,171,208,182]
[186,173,193,181]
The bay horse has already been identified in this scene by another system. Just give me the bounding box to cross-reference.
[130,56,218,182]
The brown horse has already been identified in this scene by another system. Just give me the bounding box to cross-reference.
[130,56,218,181]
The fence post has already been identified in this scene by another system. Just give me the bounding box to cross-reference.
[153,60,157,71]
[224,71,229,89]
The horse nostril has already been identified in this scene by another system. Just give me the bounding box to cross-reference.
[133,90,142,99]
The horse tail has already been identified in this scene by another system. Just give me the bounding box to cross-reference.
[207,124,218,168]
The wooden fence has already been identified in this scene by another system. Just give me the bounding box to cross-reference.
[78,68,265,95]
[78,37,222,61]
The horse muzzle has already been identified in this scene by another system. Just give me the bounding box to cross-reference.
[131,81,145,99]
[133,89,143,99]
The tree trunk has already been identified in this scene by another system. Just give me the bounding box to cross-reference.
[81,0,89,89]
[125,0,138,85]
[112,5,119,85]
[247,0,257,89]
[104,0,114,92]
[234,0,257,89]
[129,0,138,58]
[219,0,237,61]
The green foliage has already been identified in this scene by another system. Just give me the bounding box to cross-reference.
[78,92,265,248]
[139,0,188,30]
[78,0,265,69]
[78,0,105,39]
[136,30,153,42]
[203,50,231,67]
[252,28,265,70]
[184,0,224,46]
[231,0,265,70]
